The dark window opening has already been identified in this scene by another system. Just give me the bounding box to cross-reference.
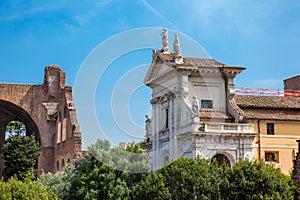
[165,108,169,129]
[62,159,65,169]
[64,106,68,118]
[56,161,59,171]
[267,123,275,135]
[201,100,213,109]
[265,152,278,162]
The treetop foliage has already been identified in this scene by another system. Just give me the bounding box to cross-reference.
[38,139,297,200]
[2,134,40,180]
[0,170,58,200]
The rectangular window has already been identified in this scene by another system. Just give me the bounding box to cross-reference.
[265,152,279,162]
[201,100,213,109]
[266,123,275,135]
[165,108,169,129]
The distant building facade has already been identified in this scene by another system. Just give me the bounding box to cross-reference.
[236,95,300,174]
[284,75,300,97]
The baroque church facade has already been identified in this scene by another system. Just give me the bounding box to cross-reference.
[144,29,256,170]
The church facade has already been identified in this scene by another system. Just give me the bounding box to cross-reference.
[144,29,256,170]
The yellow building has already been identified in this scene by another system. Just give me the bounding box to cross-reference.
[235,95,300,174]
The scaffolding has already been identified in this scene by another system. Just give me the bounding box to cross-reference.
[235,88,300,97]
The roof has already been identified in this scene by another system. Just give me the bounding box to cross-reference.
[235,95,300,109]
[235,95,300,121]
[200,110,233,120]
[242,108,300,121]
[184,57,225,67]
[157,51,242,68]
[284,75,300,82]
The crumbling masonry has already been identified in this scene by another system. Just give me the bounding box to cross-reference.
[0,65,82,175]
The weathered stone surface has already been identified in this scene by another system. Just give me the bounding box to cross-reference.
[0,65,82,175]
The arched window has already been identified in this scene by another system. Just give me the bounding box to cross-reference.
[56,160,60,171]
[5,121,26,139]
[62,158,65,169]
[212,154,231,167]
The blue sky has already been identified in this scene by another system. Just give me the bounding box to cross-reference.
[0,0,300,148]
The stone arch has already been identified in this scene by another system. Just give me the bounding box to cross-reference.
[0,66,82,176]
[0,100,40,176]
[0,100,40,139]
[212,153,231,167]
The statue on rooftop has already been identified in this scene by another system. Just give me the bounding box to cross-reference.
[161,28,169,53]
[174,34,181,56]
[174,34,183,64]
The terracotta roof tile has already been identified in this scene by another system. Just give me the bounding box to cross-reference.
[158,51,225,67]
[157,51,246,74]
[158,52,177,65]
[199,110,233,119]
[242,108,300,121]
[184,57,225,67]
[235,95,300,109]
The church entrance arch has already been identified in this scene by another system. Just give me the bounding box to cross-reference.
[212,153,231,167]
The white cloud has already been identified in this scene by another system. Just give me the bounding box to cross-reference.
[0,4,59,21]
[140,0,180,30]
[74,0,119,27]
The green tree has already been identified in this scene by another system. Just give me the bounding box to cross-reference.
[40,139,149,200]
[159,157,223,200]
[2,135,40,180]
[0,171,58,200]
[222,159,297,200]
[67,157,131,200]
[87,139,149,173]
[132,172,171,200]
[138,157,296,200]
[39,164,75,199]
[125,142,145,153]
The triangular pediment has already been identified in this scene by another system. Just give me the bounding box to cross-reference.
[144,51,174,85]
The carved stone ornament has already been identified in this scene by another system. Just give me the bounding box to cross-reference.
[145,115,152,136]
[43,102,59,121]
[150,91,176,105]
[191,96,199,119]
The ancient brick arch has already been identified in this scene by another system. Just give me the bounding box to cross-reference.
[0,66,82,176]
